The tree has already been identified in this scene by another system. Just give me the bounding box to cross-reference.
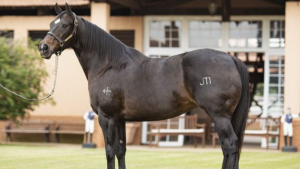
[0,37,51,121]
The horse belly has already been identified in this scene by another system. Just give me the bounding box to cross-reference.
[123,92,197,121]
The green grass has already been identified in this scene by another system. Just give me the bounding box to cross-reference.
[0,144,300,169]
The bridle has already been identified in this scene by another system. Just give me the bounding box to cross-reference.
[46,12,78,56]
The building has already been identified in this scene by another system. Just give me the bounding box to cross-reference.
[0,0,299,150]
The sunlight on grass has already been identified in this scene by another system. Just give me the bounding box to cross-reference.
[0,144,299,169]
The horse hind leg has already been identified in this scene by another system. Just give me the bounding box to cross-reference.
[214,116,239,169]
[199,101,239,169]
[98,112,117,169]
[116,120,126,169]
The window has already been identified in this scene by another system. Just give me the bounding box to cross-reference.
[28,31,48,44]
[229,21,262,48]
[0,30,14,42]
[269,20,285,48]
[189,21,222,48]
[0,30,14,39]
[149,21,181,48]
[268,55,284,115]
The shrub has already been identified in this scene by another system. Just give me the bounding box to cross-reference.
[0,38,51,121]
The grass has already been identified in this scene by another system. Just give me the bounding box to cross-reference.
[0,144,300,169]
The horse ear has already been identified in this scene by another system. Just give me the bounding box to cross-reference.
[65,3,72,14]
[54,3,62,14]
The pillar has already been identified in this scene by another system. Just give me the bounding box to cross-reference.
[14,28,28,47]
[91,2,110,31]
[281,1,300,150]
[285,2,300,115]
[90,2,110,148]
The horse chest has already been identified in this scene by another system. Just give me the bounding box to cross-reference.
[89,82,124,116]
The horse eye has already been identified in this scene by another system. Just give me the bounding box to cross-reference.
[62,24,68,28]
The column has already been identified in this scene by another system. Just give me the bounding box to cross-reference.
[285,2,300,115]
[91,2,110,31]
[281,1,300,150]
[14,28,28,47]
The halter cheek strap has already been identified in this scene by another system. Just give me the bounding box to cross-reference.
[47,13,78,56]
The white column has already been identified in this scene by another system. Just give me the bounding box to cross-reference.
[91,2,110,31]
[14,28,28,47]
[285,2,300,115]
[262,54,270,117]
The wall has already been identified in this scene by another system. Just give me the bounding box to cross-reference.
[0,121,9,142]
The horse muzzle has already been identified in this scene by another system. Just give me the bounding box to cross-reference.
[38,44,53,59]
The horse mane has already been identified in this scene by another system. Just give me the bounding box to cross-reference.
[81,18,145,75]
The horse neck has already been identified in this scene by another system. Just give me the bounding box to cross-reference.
[72,18,130,80]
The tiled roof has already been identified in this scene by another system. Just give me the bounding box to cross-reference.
[0,0,89,7]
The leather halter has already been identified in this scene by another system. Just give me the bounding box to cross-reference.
[47,12,78,56]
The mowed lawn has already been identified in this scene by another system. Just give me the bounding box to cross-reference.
[0,144,300,169]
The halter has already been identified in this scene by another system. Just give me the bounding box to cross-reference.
[47,12,78,56]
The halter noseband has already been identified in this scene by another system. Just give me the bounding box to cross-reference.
[47,12,78,56]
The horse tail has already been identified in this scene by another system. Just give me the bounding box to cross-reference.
[231,56,250,160]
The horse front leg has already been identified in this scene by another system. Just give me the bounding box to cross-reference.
[116,120,126,169]
[98,112,117,169]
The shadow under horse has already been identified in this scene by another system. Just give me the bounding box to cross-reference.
[38,3,250,169]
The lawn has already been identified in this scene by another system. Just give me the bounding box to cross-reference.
[0,144,300,169]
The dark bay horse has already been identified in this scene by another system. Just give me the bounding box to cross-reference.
[38,3,249,169]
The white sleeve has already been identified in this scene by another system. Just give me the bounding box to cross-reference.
[292,114,299,118]
[281,115,285,123]
[83,112,88,120]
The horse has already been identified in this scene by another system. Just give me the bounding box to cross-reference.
[38,3,249,169]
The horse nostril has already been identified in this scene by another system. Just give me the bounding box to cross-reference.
[39,44,48,52]
[42,44,48,51]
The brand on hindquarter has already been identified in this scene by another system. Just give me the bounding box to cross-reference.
[199,77,212,86]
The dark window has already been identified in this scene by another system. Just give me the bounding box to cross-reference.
[269,20,285,48]
[28,31,48,42]
[0,30,14,41]
[110,30,135,48]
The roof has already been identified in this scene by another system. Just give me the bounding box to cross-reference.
[0,0,89,7]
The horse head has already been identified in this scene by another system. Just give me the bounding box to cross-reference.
[38,3,78,59]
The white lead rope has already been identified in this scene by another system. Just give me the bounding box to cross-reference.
[0,55,59,101]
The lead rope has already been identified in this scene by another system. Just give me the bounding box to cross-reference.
[0,55,59,101]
